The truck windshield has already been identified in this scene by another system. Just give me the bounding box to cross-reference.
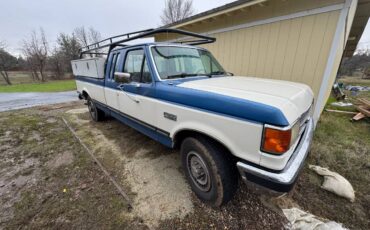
[151,46,226,80]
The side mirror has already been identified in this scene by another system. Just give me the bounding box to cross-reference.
[114,72,131,83]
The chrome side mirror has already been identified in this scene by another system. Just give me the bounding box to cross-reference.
[114,72,131,83]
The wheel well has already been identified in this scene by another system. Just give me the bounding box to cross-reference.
[82,90,89,100]
[174,130,234,158]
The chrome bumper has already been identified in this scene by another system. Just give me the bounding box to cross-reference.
[237,117,314,191]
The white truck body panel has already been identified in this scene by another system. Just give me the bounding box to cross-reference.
[76,79,265,166]
[76,81,106,103]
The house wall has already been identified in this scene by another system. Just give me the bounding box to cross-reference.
[199,10,340,99]
[155,0,358,118]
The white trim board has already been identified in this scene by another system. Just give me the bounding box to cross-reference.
[168,3,344,42]
[313,0,356,125]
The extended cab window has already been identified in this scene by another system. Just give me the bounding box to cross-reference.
[109,53,121,80]
[124,49,152,83]
[109,54,117,79]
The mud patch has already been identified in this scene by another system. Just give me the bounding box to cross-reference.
[28,131,42,142]
[125,148,193,227]
[0,106,134,229]
[66,113,194,228]
[46,117,57,123]
[0,156,41,226]
[66,108,89,114]
[46,151,74,169]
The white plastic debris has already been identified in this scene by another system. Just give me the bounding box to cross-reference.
[330,102,353,107]
[65,108,89,114]
[309,165,355,202]
[283,208,348,230]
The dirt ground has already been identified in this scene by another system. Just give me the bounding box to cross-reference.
[0,100,369,229]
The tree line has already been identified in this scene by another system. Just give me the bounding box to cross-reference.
[338,48,370,78]
[0,26,101,85]
[0,0,197,85]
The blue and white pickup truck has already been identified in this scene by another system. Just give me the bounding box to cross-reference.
[72,29,314,206]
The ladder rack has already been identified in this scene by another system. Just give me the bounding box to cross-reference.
[79,28,216,57]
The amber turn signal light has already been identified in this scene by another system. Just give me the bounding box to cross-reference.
[262,127,292,154]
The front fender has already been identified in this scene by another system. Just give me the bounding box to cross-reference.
[170,118,263,165]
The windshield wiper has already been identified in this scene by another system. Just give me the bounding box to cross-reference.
[166,73,200,79]
[205,71,227,77]
[212,71,226,75]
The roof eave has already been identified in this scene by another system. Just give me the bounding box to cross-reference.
[161,0,266,29]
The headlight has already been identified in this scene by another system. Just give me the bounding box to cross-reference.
[261,122,300,155]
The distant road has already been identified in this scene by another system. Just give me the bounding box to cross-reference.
[0,91,79,112]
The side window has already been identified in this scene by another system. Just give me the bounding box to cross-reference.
[124,49,152,83]
[124,49,144,82]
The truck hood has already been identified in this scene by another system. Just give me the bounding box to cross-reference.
[177,76,314,125]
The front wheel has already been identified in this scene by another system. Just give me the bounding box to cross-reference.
[181,136,238,207]
[87,97,105,122]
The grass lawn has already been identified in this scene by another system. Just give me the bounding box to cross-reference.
[0,80,76,93]
[292,111,370,230]
[291,76,370,229]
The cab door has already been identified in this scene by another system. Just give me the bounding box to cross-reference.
[117,48,156,127]
[104,51,122,110]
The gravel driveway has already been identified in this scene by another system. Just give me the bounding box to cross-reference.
[0,91,79,112]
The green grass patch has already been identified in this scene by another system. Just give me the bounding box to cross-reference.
[292,112,370,230]
[0,80,76,93]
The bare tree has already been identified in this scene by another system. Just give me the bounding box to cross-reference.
[0,40,5,50]
[88,27,102,44]
[0,42,17,85]
[161,0,194,25]
[73,26,102,47]
[22,28,48,81]
[339,48,370,77]
[48,47,64,79]
[56,32,81,72]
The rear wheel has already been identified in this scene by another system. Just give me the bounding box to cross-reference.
[87,97,105,122]
[181,136,238,207]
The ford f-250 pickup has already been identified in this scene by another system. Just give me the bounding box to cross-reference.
[72,29,314,207]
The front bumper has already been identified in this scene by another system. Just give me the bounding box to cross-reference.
[237,117,314,192]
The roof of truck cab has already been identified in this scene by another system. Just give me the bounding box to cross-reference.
[111,42,207,52]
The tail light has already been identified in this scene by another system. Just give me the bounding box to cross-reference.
[261,123,300,155]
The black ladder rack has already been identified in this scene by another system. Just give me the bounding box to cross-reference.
[79,28,216,57]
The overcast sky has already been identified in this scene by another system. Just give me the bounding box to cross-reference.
[1,0,369,56]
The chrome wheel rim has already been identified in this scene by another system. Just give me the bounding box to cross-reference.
[186,151,211,192]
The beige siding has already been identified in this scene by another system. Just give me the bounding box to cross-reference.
[199,10,340,97]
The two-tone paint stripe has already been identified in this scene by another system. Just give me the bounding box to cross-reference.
[92,99,173,148]
[76,75,290,127]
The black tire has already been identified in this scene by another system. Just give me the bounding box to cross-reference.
[87,97,105,122]
[181,136,238,207]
